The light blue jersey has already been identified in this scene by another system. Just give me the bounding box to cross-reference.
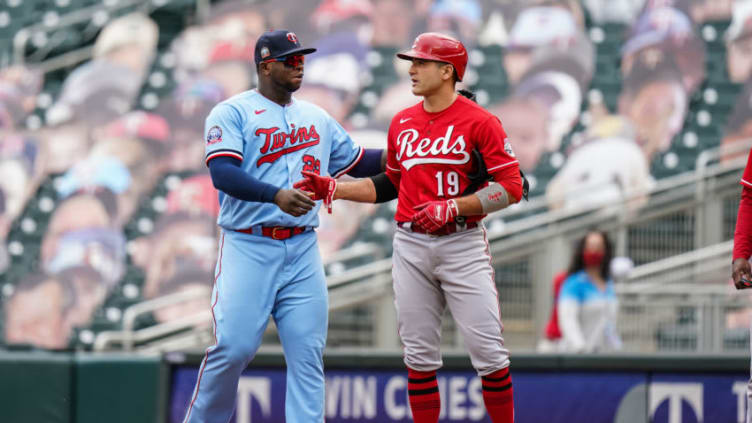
[204,89,363,230]
[557,270,621,352]
[184,89,365,423]
[558,271,617,303]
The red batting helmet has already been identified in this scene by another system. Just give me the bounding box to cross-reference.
[396,32,468,81]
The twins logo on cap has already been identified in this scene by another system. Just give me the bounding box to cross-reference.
[207,126,223,145]
[287,32,298,43]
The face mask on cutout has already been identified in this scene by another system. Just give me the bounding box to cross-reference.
[583,251,604,268]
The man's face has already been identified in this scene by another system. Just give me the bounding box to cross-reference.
[107,44,152,77]
[0,159,30,217]
[210,10,265,42]
[166,129,205,172]
[622,80,684,160]
[4,279,69,349]
[294,86,348,122]
[65,274,106,328]
[408,59,452,96]
[142,220,216,298]
[503,50,532,85]
[721,120,752,163]
[264,55,306,92]
[691,0,734,22]
[42,123,91,174]
[728,37,752,83]
[491,100,548,172]
[371,0,413,46]
[41,196,110,263]
[202,62,252,97]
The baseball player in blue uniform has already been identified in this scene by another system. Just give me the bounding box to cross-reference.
[182,30,384,423]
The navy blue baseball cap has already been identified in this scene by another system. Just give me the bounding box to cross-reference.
[254,30,317,65]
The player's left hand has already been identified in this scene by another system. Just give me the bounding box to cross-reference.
[732,258,752,289]
[293,171,337,213]
[411,199,459,233]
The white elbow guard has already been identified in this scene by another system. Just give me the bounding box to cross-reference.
[475,183,510,213]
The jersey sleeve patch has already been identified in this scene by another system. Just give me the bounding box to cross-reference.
[206,126,223,145]
[503,138,516,157]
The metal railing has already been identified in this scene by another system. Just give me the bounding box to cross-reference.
[318,140,752,351]
[94,286,211,352]
[92,248,393,352]
[616,240,750,353]
[94,140,752,352]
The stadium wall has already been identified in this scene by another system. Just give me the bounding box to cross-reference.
[1,351,747,422]
[0,351,168,423]
[169,352,749,423]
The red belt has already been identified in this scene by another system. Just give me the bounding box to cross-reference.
[235,226,308,240]
[397,221,478,236]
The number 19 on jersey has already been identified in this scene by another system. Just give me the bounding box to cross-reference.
[435,170,459,197]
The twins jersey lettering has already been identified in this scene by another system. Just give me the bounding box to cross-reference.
[204,90,363,229]
[385,95,519,223]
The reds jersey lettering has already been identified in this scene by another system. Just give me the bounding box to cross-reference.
[386,95,519,223]
[395,125,470,170]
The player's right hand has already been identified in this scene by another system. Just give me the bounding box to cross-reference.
[411,199,459,233]
[274,188,316,217]
[732,258,752,290]
[293,171,337,214]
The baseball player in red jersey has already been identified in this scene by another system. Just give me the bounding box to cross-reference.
[732,148,752,423]
[295,33,522,422]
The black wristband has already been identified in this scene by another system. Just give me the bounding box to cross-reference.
[369,172,398,203]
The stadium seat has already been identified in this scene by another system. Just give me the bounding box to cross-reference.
[367,47,399,92]
[0,0,744,358]
[592,81,622,113]
[724,327,749,351]
[656,323,697,351]
[471,45,508,104]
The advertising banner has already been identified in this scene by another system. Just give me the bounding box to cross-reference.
[169,367,748,423]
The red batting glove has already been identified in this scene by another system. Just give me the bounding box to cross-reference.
[293,171,337,213]
[411,199,459,233]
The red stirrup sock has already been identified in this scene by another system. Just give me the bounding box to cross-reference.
[482,367,514,423]
[407,368,440,423]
